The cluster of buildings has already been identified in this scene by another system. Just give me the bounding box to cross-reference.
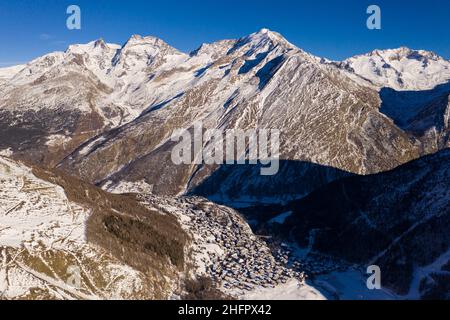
[141,195,307,295]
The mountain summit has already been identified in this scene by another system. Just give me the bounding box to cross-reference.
[340,47,450,90]
[0,29,449,301]
[0,30,448,199]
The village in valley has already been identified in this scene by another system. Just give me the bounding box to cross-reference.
[141,194,344,297]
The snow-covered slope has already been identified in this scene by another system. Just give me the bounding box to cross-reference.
[0,65,25,82]
[339,47,450,91]
[0,36,190,167]
[1,29,448,300]
[59,29,425,203]
[1,29,448,204]
[0,157,88,249]
[0,156,186,299]
[338,48,450,154]
[1,156,320,300]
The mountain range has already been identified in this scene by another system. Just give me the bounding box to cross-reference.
[0,29,449,300]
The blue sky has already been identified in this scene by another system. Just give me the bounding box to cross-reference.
[0,0,449,66]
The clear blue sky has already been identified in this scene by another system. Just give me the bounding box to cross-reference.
[0,0,449,66]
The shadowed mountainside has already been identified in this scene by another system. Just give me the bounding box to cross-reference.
[380,81,450,154]
[189,160,353,205]
[234,150,449,298]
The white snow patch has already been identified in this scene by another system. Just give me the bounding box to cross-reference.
[0,157,88,248]
[313,269,396,300]
[45,134,72,147]
[268,211,293,224]
[78,137,106,156]
[0,157,156,299]
[0,65,25,81]
[107,180,154,194]
[0,148,13,157]
[241,279,326,300]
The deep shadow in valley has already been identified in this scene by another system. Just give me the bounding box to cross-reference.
[189,160,353,206]
[191,150,450,298]
[379,80,450,133]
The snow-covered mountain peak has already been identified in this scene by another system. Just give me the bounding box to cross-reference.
[228,28,297,57]
[121,34,182,54]
[190,39,237,59]
[0,64,26,82]
[248,28,291,44]
[341,47,450,90]
[93,38,107,48]
[367,47,444,63]
[111,34,186,70]
[190,29,295,60]
[65,39,120,56]
[125,34,161,46]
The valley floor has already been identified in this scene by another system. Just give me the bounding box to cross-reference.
[139,195,324,299]
[2,155,446,300]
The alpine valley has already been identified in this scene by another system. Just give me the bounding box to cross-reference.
[0,29,449,300]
